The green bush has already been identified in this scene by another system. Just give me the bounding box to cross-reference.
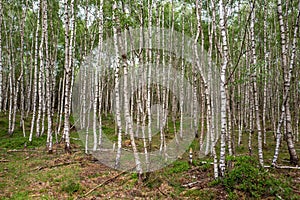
[218,156,292,199]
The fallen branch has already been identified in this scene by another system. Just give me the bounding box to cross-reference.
[7,148,83,153]
[182,181,201,188]
[34,161,79,171]
[264,165,300,170]
[78,166,136,199]
[157,187,168,197]
[0,159,9,162]
[7,149,39,153]
[199,161,214,165]
[70,137,80,141]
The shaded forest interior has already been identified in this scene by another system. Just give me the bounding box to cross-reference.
[0,0,300,199]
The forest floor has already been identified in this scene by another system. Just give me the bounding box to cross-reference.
[0,115,300,199]
[0,143,226,199]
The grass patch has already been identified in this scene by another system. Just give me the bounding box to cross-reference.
[61,180,81,195]
[165,160,190,174]
[213,156,295,199]
[183,189,216,199]
[0,113,299,199]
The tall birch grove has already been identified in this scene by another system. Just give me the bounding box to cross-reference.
[0,0,299,177]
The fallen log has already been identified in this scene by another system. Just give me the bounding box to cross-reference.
[264,165,300,170]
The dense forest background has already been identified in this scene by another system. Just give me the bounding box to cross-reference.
[0,0,300,199]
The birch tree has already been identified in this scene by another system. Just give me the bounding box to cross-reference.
[29,0,41,142]
[43,0,53,153]
[219,0,229,176]
[63,0,71,152]
[95,0,104,149]
[250,1,264,166]
[272,0,300,165]
[113,0,124,169]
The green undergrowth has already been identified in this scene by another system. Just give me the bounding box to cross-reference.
[212,156,296,199]
[0,113,299,199]
[61,180,81,195]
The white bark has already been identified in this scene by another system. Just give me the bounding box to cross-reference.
[273,0,300,165]
[113,1,123,169]
[7,24,14,136]
[68,0,75,117]
[210,0,219,179]
[43,0,53,152]
[146,0,153,147]
[36,3,45,136]
[180,3,185,139]
[95,0,104,149]
[250,1,264,166]
[219,0,229,177]
[29,0,41,142]
[262,1,268,146]
[63,0,71,152]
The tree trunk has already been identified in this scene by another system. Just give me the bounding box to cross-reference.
[113,1,123,169]
[219,0,229,177]
[29,0,41,142]
[250,1,264,166]
[273,0,299,165]
[63,0,71,152]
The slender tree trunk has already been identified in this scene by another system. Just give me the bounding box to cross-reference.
[146,0,153,149]
[57,74,65,140]
[113,1,123,169]
[208,0,219,178]
[96,0,104,149]
[180,3,185,140]
[63,0,71,152]
[92,1,99,151]
[68,0,75,117]
[20,2,27,137]
[36,1,45,137]
[219,0,229,177]
[42,0,53,153]
[284,1,300,164]
[29,0,41,142]
[262,0,268,146]
[226,87,233,156]
[273,0,299,165]
[7,24,14,136]
[250,1,264,166]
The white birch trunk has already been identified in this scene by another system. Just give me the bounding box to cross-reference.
[29,0,41,142]
[95,0,104,149]
[180,3,185,139]
[7,24,14,136]
[273,0,299,165]
[113,1,123,169]
[210,0,219,178]
[146,0,153,148]
[262,1,268,146]
[219,0,229,176]
[36,4,45,136]
[250,1,264,166]
[68,0,75,117]
[43,0,53,153]
[63,0,71,152]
